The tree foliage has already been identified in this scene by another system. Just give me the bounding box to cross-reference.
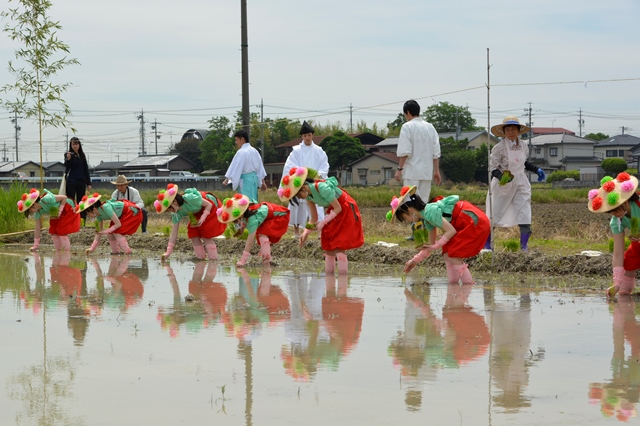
[438,137,476,183]
[321,131,366,170]
[170,139,202,172]
[601,158,628,176]
[422,101,483,133]
[585,132,609,141]
[386,113,406,137]
[1,0,79,188]
[199,116,235,171]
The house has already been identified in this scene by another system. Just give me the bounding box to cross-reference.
[531,127,576,136]
[437,130,499,150]
[275,132,383,159]
[595,134,640,165]
[92,161,129,177]
[0,161,43,178]
[120,154,195,177]
[529,134,601,181]
[41,161,66,177]
[348,152,400,186]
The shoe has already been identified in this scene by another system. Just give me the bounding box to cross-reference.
[141,231,148,234]
[406,235,414,241]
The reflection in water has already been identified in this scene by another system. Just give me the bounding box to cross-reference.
[281,274,364,382]
[589,296,640,422]
[158,262,225,337]
[390,284,490,412]
[489,292,544,412]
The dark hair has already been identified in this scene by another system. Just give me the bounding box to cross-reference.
[395,193,427,223]
[503,124,521,132]
[291,179,316,205]
[24,195,42,218]
[243,203,259,218]
[403,100,420,117]
[175,193,185,206]
[86,199,103,213]
[234,129,249,144]
[68,137,87,160]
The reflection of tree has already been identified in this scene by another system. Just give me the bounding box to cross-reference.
[390,284,490,412]
[589,296,640,422]
[7,253,82,425]
[281,274,363,382]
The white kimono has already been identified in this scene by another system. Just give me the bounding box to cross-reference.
[283,142,330,225]
[225,143,267,200]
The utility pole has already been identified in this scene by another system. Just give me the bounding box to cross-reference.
[257,98,264,161]
[240,0,250,131]
[621,126,628,135]
[349,103,353,133]
[137,109,146,155]
[524,102,533,160]
[151,119,162,155]
[2,141,8,162]
[10,110,21,161]
[455,110,460,141]
[578,108,584,137]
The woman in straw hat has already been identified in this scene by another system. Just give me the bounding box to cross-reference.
[77,193,143,255]
[485,116,545,252]
[588,172,640,297]
[216,193,290,267]
[387,186,490,283]
[153,184,226,261]
[17,188,81,251]
[277,166,364,275]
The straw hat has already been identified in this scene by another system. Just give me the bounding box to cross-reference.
[277,166,309,202]
[588,172,639,213]
[491,116,531,138]
[386,186,417,223]
[17,189,40,213]
[111,175,131,185]
[153,183,179,213]
[74,193,102,213]
[216,193,250,224]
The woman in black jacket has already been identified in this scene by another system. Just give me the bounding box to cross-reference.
[64,137,92,221]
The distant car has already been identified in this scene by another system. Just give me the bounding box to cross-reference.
[90,174,103,183]
[169,171,196,181]
[12,172,29,181]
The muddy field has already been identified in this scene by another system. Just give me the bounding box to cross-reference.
[5,203,614,279]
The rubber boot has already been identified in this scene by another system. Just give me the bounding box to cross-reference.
[205,240,218,260]
[59,235,71,251]
[483,234,491,250]
[619,274,636,295]
[115,234,132,254]
[325,254,336,275]
[445,260,459,283]
[259,236,272,264]
[107,235,120,254]
[520,233,531,252]
[51,235,62,251]
[336,253,349,275]
[193,244,206,260]
[454,263,475,284]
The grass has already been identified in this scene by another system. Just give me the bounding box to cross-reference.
[0,181,29,234]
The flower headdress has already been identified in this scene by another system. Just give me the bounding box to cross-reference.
[17,189,40,213]
[74,193,102,213]
[154,183,179,213]
[385,186,417,223]
[216,193,251,223]
[277,167,318,202]
[588,172,638,213]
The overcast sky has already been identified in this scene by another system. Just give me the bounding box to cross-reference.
[1,0,639,166]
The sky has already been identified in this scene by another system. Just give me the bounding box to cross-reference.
[0,0,639,167]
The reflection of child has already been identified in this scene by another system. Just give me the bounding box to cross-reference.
[587,172,640,297]
[388,186,490,283]
[216,194,290,267]
[79,194,143,255]
[18,188,81,251]
[154,184,226,261]
[278,167,364,275]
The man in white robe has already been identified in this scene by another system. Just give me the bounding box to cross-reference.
[223,129,267,201]
[282,121,330,237]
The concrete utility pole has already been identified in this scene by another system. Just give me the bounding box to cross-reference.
[240,0,250,131]
[524,102,533,161]
[137,109,146,155]
[621,126,628,135]
[11,110,21,161]
[151,119,162,155]
[578,108,584,137]
[349,103,353,133]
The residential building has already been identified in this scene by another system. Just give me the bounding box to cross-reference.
[595,134,640,165]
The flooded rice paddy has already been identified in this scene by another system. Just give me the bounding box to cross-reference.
[0,250,638,425]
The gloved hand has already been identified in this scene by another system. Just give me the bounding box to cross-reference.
[425,235,450,252]
[608,266,625,298]
[299,228,311,247]
[101,225,117,234]
[236,250,251,267]
[162,242,175,261]
[30,238,40,252]
[404,249,431,273]
[317,210,337,233]
[86,235,101,254]
[537,168,546,182]
[491,169,503,181]
[196,210,210,227]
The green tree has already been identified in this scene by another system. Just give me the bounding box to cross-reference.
[601,158,628,176]
[199,116,235,171]
[422,102,483,133]
[1,0,79,188]
[440,150,477,183]
[386,113,406,137]
[321,131,366,170]
[474,143,490,183]
[585,132,609,141]
[170,139,203,172]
